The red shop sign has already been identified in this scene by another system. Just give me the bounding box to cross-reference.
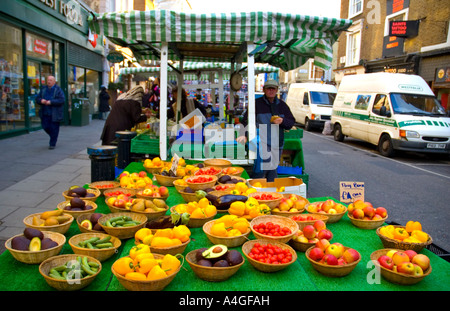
[34,39,47,55]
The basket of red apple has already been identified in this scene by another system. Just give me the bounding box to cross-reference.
[370,248,432,285]
[305,242,361,277]
[135,185,169,201]
[376,221,432,253]
[242,239,297,273]
[347,200,388,229]
[289,219,333,252]
[305,199,347,223]
[250,215,298,244]
[270,194,309,217]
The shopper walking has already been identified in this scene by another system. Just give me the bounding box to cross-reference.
[35,75,65,149]
[98,85,110,120]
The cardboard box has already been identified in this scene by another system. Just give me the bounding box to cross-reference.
[247,177,307,198]
[179,108,205,130]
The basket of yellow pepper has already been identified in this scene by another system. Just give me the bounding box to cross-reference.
[376,221,432,252]
[134,226,191,256]
[203,215,251,247]
[228,197,271,220]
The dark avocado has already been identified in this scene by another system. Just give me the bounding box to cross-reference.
[184,187,194,193]
[93,223,104,231]
[202,244,228,259]
[218,175,231,184]
[196,247,209,261]
[11,236,30,251]
[23,228,44,240]
[225,250,243,266]
[41,238,58,250]
[197,259,212,267]
[70,197,86,210]
[90,213,103,225]
[68,187,87,197]
[213,260,229,267]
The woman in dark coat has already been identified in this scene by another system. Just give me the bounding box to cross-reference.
[98,86,110,120]
[100,86,150,145]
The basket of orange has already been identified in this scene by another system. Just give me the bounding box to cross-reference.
[171,198,217,228]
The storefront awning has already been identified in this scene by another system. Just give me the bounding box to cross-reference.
[88,10,352,71]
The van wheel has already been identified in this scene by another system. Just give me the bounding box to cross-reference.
[304,118,312,131]
[378,134,396,157]
[333,124,345,142]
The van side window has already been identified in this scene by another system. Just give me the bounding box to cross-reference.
[372,94,391,116]
[303,92,309,105]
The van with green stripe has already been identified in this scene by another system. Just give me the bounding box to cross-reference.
[331,73,450,157]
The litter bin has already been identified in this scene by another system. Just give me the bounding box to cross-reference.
[115,131,137,169]
[72,98,90,126]
[87,145,118,182]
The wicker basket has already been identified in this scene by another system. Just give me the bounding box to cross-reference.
[242,239,297,273]
[111,254,181,291]
[76,214,106,234]
[154,174,182,187]
[186,175,219,191]
[271,194,308,217]
[39,254,102,291]
[173,183,187,193]
[305,246,361,277]
[135,191,169,201]
[62,188,101,202]
[23,212,74,235]
[221,166,245,177]
[306,202,347,223]
[88,181,121,194]
[104,198,130,214]
[68,233,122,262]
[203,158,232,168]
[248,192,284,209]
[203,220,251,248]
[289,214,329,230]
[98,213,148,240]
[178,190,202,203]
[145,166,164,175]
[5,231,66,264]
[250,215,299,244]
[217,176,247,186]
[56,200,98,217]
[103,188,136,198]
[170,205,217,228]
[186,249,245,282]
[370,249,432,285]
[348,214,387,229]
[131,206,169,221]
[376,226,432,252]
[289,239,316,252]
[150,238,190,256]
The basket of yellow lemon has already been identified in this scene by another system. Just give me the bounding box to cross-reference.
[171,198,217,228]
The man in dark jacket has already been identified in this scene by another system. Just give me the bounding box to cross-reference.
[35,75,65,149]
[101,85,151,145]
[98,85,111,120]
[237,79,295,181]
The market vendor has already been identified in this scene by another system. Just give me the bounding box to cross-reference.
[236,79,295,181]
[100,85,152,145]
[168,86,207,120]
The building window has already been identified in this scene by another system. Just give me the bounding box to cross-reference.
[349,0,363,18]
[346,30,361,66]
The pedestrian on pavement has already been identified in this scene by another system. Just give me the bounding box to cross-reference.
[98,85,110,120]
[100,85,151,145]
[35,75,65,149]
[236,79,295,181]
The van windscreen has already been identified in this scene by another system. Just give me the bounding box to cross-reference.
[310,92,336,105]
[390,93,446,116]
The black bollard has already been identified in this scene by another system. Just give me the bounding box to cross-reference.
[115,131,137,169]
[87,145,118,182]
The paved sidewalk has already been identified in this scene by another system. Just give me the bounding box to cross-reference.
[0,119,106,254]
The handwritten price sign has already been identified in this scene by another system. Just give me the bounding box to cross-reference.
[339,181,364,203]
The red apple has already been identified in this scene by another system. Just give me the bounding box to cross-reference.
[313,220,326,232]
[317,229,333,240]
[412,264,424,276]
[404,250,418,261]
[378,255,394,270]
[397,262,415,275]
[303,225,316,239]
[159,186,169,196]
[411,254,430,271]
[392,251,410,266]
[322,254,338,265]
[316,239,331,251]
[375,207,387,218]
[372,214,383,220]
[337,258,346,265]
[138,171,147,178]
[342,248,360,264]
[352,209,365,220]
[308,238,319,244]
[309,247,325,261]
[363,205,375,218]
[325,244,344,258]
[321,199,335,213]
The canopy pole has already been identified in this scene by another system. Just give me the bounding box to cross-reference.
[218,69,224,120]
[160,42,168,161]
[176,60,183,123]
[247,42,256,161]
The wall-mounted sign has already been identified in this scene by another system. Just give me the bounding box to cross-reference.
[382,36,405,58]
[107,51,125,63]
[389,20,420,38]
[435,67,450,83]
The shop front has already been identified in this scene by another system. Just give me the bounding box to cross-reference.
[0,0,104,139]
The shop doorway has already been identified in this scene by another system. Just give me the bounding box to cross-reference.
[27,61,53,129]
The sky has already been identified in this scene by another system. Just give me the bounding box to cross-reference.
[186,0,342,18]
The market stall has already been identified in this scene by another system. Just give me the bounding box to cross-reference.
[1,161,449,292]
[88,10,353,164]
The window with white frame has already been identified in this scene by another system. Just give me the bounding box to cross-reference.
[349,0,363,18]
[345,20,362,67]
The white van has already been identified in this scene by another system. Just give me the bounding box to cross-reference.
[331,72,450,157]
[286,83,337,131]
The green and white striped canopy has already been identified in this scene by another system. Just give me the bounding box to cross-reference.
[89,10,352,71]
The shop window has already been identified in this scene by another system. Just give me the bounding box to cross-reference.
[68,65,100,116]
[26,32,53,62]
[0,21,24,133]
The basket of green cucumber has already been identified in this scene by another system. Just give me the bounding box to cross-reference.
[68,233,122,262]
[98,213,147,239]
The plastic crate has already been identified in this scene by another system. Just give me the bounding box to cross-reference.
[284,128,303,139]
[277,166,302,175]
[131,133,167,155]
